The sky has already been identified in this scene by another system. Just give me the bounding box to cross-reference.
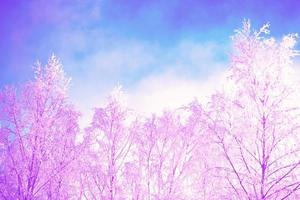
[1,0,300,124]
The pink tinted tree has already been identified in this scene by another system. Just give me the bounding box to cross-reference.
[0,55,80,199]
[206,21,300,199]
[186,101,228,200]
[78,87,133,200]
[131,108,205,200]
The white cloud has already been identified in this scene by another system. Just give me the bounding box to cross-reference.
[127,69,227,116]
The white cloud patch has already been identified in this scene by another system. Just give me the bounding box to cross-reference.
[127,69,227,116]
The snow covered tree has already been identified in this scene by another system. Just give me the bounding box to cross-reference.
[78,87,133,200]
[129,107,205,200]
[206,20,300,199]
[0,55,80,199]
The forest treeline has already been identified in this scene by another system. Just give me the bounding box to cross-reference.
[1,21,300,200]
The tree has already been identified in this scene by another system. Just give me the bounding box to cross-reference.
[78,87,133,200]
[205,20,300,199]
[130,107,205,200]
[0,55,80,199]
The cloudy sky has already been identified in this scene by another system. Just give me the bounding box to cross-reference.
[1,0,300,123]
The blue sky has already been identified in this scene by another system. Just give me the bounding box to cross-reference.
[1,0,300,121]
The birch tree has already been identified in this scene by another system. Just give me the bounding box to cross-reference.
[206,20,300,200]
[0,55,80,199]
